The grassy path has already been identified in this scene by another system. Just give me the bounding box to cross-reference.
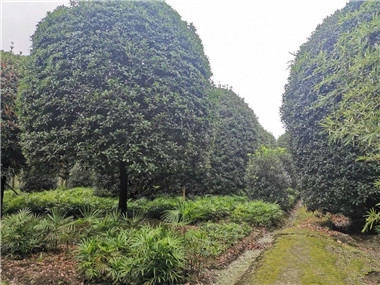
[214,203,380,285]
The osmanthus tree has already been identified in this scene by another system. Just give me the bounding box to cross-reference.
[208,88,275,194]
[245,146,296,210]
[321,1,380,164]
[18,1,213,214]
[320,1,380,230]
[281,1,380,218]
[1,51,26,209]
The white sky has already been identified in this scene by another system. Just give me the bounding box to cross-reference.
[1,0,348,137]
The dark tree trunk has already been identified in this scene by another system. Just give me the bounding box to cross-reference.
[118,161,128,215]
[12,176,15,189]
[1,175,6,217]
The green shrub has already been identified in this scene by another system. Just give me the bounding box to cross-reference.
[184,229,214,274]
[245,146,297,210]
[281,1,380,218]
[208,88,275,195]
[3,187,117,216]
[193,195,249,221]
[19,166,57,192]
[230,200,283,226]
[1,207,79,258]
[162,200,205,226]
[136,195,183,219]
[67,162,93,188]
[184,221,251,274]
[199,221,251,255]
[132,226,185,284]
[1,208,43,258]
[76,225,185,284]
[35,208,74,250]
[4,189,283,227]
[362,203,380,234]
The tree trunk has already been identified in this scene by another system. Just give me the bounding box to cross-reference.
[118,161,128,216]
[182,186,186,201]
[1,175,6,217]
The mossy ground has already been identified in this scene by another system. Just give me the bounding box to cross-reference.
[239,206,380,285]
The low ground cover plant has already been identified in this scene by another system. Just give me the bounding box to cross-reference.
[2,187,284,283]
[190,221,251,256]
[231,200,283,226]
[3,188,117,216]
[3,189,283,225]
[1,208,42,258]
[77,225,185,285]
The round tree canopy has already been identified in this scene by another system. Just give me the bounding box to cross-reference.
[19,1,213,178]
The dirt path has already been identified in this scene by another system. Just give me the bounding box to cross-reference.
[212,202,302,285]
[212,202,380,285]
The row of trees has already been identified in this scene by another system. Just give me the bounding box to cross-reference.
[2,1,282,213]
[1,52,25,207]
[281,0,380,219]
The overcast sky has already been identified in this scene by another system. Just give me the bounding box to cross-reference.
[1,0,348,137]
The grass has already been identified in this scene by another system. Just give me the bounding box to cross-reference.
[186,221,251,257]
[254,230,376,284]
[244,207,380,285]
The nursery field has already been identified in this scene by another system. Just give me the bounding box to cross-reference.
[1,1,379,284]
[1,187,284,284]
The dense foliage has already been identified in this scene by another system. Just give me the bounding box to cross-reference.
[19,165,57,192]
[3,188,283,226]
[3,188,117,216]
[208,88,275,194]
[2,188,283,283]
[1,51,26,208]
[18,1,213,213]
[276,132,291,149]
[245,146,297,210]
[321,4,380,163]
[281,1,380,218]
[362,203,380,234]
[318,1,380,229]
[67,162,93,188]
[77,225,185,284]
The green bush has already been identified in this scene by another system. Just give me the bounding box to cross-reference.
[67,162,93,188]
[193,195,249,221]
[1,208,43,258]
[184,229,214,274]
[230,200,283,226]
[35,208,74,250]
[199,221,251,256]
[3,187,117,216]
[362,203,380,234]
[76,225,185,284]
[1,207,80,258]
[208,88,275,195]
[19,166,57,192]
[280,1,380,218]
[184,221,251,274]
[132,195,183,219]
[162,200,205,226]
[245,146,297,210]
[4,189,283,226]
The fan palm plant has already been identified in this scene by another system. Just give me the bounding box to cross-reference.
[35,207,74,250]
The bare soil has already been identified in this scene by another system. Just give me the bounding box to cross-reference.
[1,246,82,285]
